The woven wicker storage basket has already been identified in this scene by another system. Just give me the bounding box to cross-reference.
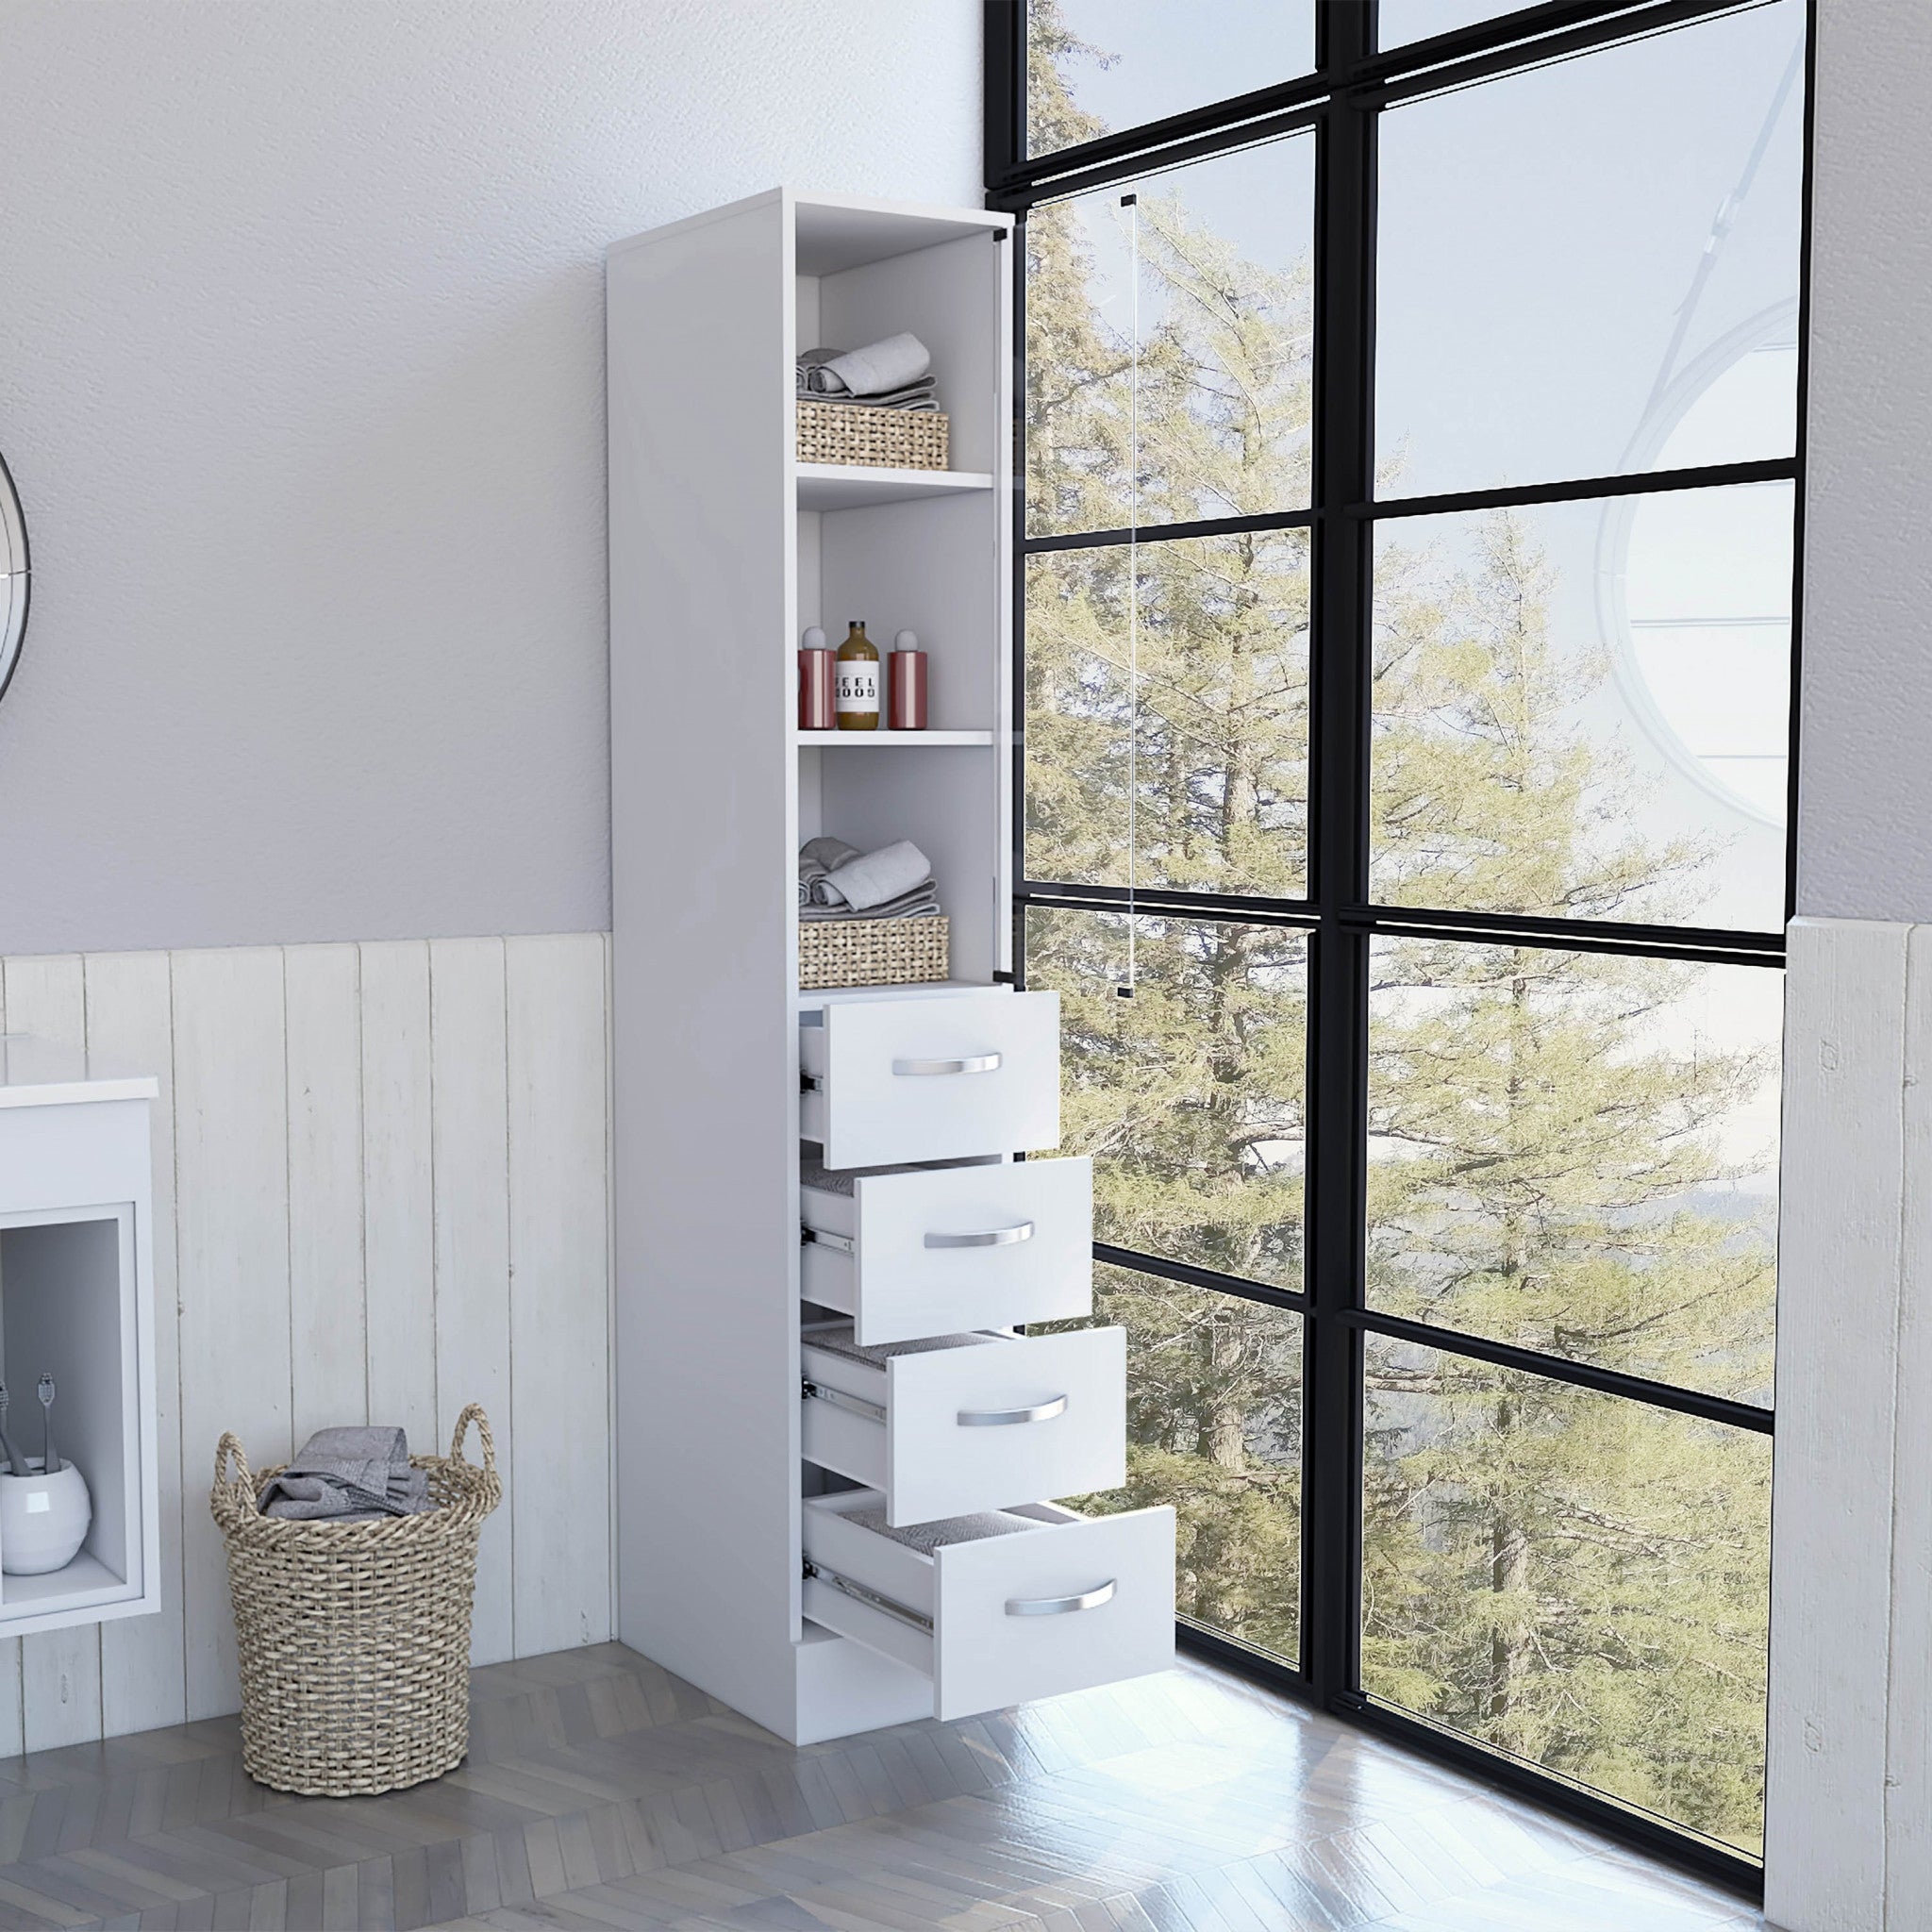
[210,1405,501,1796]
[800,915,949,990]
[796,398,949,471]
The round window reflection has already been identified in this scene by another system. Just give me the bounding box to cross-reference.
[1598,320,1795,830]
[0,451,26,707]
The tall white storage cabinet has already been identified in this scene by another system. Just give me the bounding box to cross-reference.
[610,190,1174,1747]
[0,1041,159,1636]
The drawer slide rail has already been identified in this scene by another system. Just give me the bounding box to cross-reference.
[803,1557,934,1636]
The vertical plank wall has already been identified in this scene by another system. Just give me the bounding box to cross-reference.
[0,932,612,1752]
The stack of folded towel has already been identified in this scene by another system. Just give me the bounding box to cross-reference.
[800,837,941,921]
[257,1425,432,1522]
[797,333,940,413]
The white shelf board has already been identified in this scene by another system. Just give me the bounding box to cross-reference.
[796,465,993,511]
[0,1551,131,1614]
[794,729,992,748]
[0,1037,158,1110]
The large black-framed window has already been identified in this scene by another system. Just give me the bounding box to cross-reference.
[989,0,1807,1892]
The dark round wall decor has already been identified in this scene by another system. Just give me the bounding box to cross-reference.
[0,450,26,705]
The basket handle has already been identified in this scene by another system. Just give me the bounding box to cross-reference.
[214,1432,255,1499]
[449,1404,496,1479]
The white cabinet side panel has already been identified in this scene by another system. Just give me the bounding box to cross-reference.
[0,974,15,1755]
[2,956,103,1750]
[609,194,801,1734]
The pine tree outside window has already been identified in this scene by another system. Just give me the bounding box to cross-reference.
[989,0,1807,1890]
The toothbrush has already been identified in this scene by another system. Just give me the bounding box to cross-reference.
[0,1384,32,1478]
[37,1374,58,1475]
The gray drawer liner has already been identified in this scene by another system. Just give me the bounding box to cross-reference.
[842,1505,1041,1554]
[802,1321,991,1367]
[799,1158,958,1199]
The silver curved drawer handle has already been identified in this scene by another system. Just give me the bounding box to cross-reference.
[925,1221,1035,1250]
[1006,1578,1116,1617]
[957,1393,1068,1427]
[891,1053,1002,1076]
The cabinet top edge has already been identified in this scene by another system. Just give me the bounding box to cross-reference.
[608,189,1011,269]
[0,1042,158,1108]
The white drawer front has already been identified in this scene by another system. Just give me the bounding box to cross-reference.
[888,1326,1124,1524]
[932,1504,1174,1720]
[801,1491,1175,1722]
[801,1325,1124,1524]
[807,1158,1092,1345]
[802,991,1060,1168]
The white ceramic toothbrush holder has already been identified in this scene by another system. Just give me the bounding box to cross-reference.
[0,1461,90,1575]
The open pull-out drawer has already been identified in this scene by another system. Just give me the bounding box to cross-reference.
[800,991,1059,1169]
[802,1321,1124,1525]
[802,1156,1091,1345]
[802,1489,1174,1722]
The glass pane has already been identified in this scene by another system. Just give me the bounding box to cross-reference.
[1362,1337,1771,1856]
[1058,1262,1302,1663]
[1027,0,1316,159]
[1367,938,1781,1406]
[1025,531,1310,894]
[1025,134,1315,537]
[1025,908,1307,1291]
[1378,1,1530,46]
[1370,483,1792,933]
[1376,0,1806,496]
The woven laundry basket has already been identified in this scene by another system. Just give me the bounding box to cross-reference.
[210,1405,501,1796]
[800,914,949,990]
[796,398,949,471]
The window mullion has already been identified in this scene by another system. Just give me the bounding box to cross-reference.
[1304,3,1377,1704]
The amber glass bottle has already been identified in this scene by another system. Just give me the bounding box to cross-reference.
[835,620,881,730]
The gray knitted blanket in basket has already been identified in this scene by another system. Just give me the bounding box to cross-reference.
[257,1425,432,1522]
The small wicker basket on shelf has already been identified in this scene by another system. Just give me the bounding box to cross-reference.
[797,398,949,472]
[800,915,949,991]
[209,1405,501,1796]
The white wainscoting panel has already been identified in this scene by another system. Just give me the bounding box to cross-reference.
[0,931,613,1749]
[1766,917,1925,1932]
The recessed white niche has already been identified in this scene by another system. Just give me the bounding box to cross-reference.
[0,1041,158,1636]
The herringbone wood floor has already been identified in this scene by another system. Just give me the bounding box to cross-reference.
[0,1642,1767,1931]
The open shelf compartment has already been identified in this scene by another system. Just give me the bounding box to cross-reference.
[0,1206,143,1626]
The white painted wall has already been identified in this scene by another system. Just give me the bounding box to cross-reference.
[0,0,981,956]
[1793,0,1932,922]
[0,933,611,1752]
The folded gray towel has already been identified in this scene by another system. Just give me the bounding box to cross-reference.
[258,1424,433,1522]
[824,839,932,911]
[809,332,931,398]
[802,387,940,412]
[799,835,862,908]
[800,885,940,922]
[795,361,939,410]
